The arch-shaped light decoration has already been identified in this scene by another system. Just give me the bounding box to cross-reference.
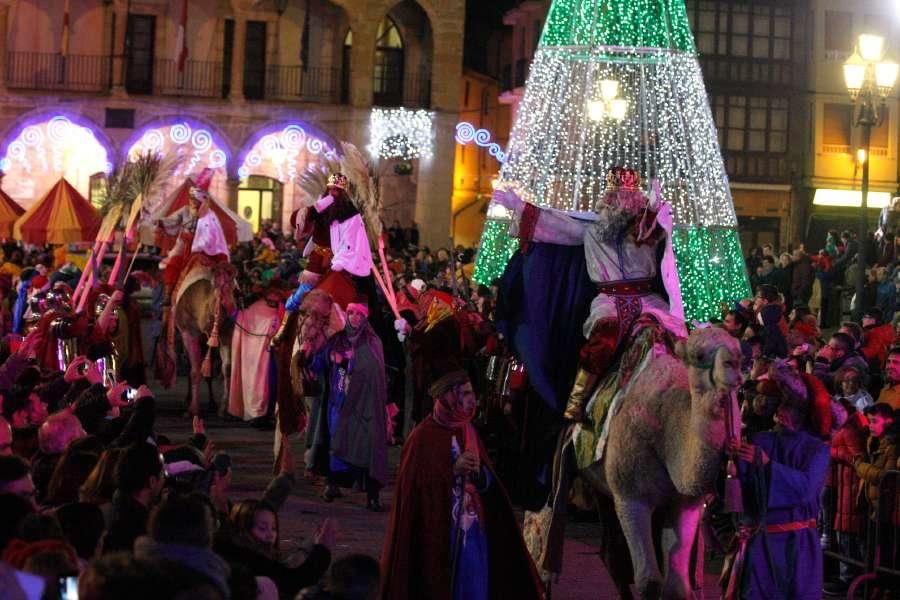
[0,114,112,208]
[126,120,229,180]
[237,123,339,181]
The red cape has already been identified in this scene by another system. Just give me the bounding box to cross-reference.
[380,417,544,600]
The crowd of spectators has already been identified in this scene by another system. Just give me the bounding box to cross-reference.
[4,215,900,597]
[228,219,490,315]
[0,326,384,599]
[738,230,900,596]
[0,220,490,600]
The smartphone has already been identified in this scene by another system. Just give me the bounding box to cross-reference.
[59,575,79,600]
[125,387,138,401]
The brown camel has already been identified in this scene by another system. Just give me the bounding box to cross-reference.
[172,262,237,416]
[579,325,744,599]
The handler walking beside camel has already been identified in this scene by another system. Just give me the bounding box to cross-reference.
[724,360,831,599]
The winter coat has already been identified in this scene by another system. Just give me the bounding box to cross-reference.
[876,280,897,321]
[813,352,870,394]
[855,434,898,523]
[861,323,894,369]
[829,413,868,534]
[758,304,788,358]
[791,255,814,304]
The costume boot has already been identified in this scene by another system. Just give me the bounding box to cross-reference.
[270,311,299,348]
[564,368,600,422]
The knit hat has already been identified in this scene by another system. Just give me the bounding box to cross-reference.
[769,359,832,438]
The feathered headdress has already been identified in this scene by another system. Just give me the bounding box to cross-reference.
[297,142,383,245]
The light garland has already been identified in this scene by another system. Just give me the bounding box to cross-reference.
[127,121,229,179]
[1,115,112,175]
[499,46,735,227]
[473,217,519,285]
[368,108,435,160]
[237,124,338,180]
[0,115,112,207]
[672,228,749,322]
[541,0,695,51]
[474,0,750,322]
[455,122,506,163]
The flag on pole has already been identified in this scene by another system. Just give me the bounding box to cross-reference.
[61,0,71,57]
[176,0,189,72]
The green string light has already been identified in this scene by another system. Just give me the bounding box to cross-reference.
[473,218,519,286]
[672,227,750,323]
[541,0,696,51]
[474,0,749,322]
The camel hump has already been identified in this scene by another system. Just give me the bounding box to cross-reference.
[627,352,688,398]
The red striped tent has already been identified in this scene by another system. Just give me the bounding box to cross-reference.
[13,178,100,244]
[0,188,24,239]
[141,178,252,252]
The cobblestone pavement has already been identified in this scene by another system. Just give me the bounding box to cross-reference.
[155,384,721,599]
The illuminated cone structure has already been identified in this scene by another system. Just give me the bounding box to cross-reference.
[474,0,749,322]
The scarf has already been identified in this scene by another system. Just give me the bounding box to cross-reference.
[433,381,478,453]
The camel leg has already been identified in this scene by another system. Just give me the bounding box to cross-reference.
[663,499,704,600]
[181,330,203,417]
[615,498,662,599]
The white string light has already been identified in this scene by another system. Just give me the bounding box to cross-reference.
[497,45,738,228]
[368,108,435,161]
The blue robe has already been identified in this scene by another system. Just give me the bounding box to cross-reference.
[449,435,489,600]
[738,429,830,599]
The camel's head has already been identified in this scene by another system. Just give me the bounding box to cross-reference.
[297,289,341,358]
[676,326,744,415]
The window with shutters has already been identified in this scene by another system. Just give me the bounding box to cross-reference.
[823,103,853,153]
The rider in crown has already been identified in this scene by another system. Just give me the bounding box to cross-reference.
[493,166,686,422]
[272,172,374,344]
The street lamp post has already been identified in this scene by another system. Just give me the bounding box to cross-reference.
[843,34,899,321]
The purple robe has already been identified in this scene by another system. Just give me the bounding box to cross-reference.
[738,429,830,599]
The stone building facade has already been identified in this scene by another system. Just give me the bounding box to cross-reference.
[0,0,464,247]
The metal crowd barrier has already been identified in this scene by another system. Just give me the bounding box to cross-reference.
[823,467,899,599]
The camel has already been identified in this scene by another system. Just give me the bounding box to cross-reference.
[172,262,237,416]
[576,325,744,599]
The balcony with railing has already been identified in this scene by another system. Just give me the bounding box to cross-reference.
[373,71,431,108]
[7,52,109,93]
[262,66,343,103]
[153,59,225,99]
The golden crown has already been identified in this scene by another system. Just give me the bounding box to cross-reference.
[327,173,349,190]
[605,166,642,192]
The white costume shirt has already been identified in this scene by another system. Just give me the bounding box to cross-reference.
[191,209,229,257]
[315,194,374,277]
[492,187,686,339]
